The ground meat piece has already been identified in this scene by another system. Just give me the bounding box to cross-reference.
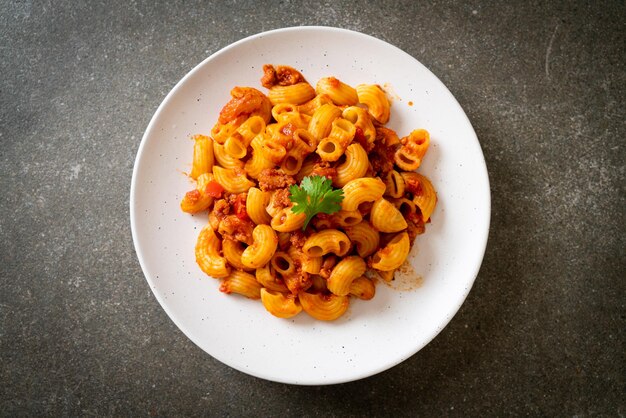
[275,65,305,86]
[310,161,338,180]
[315,213,331,221]
[218,214,255,245]
[370,139,398,176]
[260,65,305,88]
[376,126,400,147]
[184,189,201,204]
[369,152,393,176]
[404,176,423,196]
[211,194,255,243]
[354,127,374,152]
[283,266,311,295]
[270,188,292,210]
[406,216,425,245]
[267,191,294,221]
[211,198,231,221]
[258,168,296,191]
[260,64,277,88]
[289,230,307,249]
[218,87,271,125]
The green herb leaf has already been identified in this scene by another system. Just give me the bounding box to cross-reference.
[289,175,344,230]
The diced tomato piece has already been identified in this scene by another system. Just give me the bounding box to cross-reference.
[205,180,225,198]
[354,127,368,149]
[233,194,249,220]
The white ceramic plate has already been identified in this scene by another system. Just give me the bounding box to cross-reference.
[130,26,490,385]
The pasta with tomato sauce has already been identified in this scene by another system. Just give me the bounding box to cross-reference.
[181,64,437,321]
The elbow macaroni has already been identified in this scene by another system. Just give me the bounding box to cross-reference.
[241,225,278,269]
[213,141,244,169]
[222,238,254,271]
[195,226,230,278]
[371,232,410,271]
[334,143,369,187]
[316,77,359,106]
[395,129,430,171]
[212,166,254,193]
[342,106,376,145]
[268,82,316,105]
[245,134,275,179]
[190,134,214,180]
[220,270,262,299]
[302,229,351,257]
[349,276,376,300]
[341,177,386,211]
[383,170,405,198]
[345,221,380,258]
[246,187,271,225]
[180,173,214,213]
[256,264,288,293]
[356,84,390,124]
[223,116,265,159]
[401,172,437,222]
[287,246,322,275]
[309,104,342,140]
[370,198,408,233]
[180,65,438,321]
[260,288,302,318]
[327,256,367,296]
[270,208,306,232]
[281,129,317,175]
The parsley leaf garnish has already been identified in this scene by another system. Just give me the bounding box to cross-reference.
[289,175,344,230]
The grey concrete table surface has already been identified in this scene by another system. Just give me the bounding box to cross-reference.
[1,0,624,416]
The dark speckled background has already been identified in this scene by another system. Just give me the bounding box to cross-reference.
[1,0,624,415]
